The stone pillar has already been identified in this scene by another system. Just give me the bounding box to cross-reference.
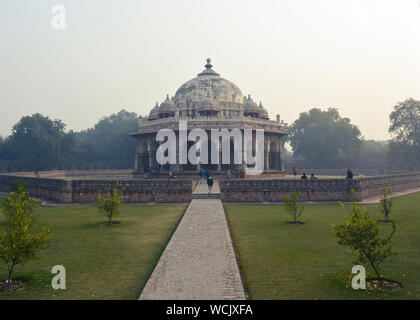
[134,138,139,171]
[137,137,145,172]
[217,140,222,171]
[170,132,182,173]
[264,135,270,171]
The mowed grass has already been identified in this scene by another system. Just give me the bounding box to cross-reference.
[0,197,186,300]
[225,192,420,300]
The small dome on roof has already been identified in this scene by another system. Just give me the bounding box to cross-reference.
[159,95,177,116]
[243,95,259,116]
[258,101,269,120]
[149,102,160,120]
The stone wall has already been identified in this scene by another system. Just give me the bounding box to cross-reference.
[358,173,420,199]
[0,175,192,203]
[219,173,420,202]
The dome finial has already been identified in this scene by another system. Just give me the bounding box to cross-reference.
[205,58,212,70]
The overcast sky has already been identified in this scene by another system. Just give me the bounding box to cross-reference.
[1,0,420,140]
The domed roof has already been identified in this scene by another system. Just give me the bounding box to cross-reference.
[243,95,259,116]
[174,59,243,110]
[258,101,269,120]
[159,95,177,115]
[149,102,160,120]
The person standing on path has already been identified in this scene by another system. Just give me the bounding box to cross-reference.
[207,176,214,196]
[199,168,205,184]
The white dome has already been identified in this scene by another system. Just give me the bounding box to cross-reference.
[174,59,244,111]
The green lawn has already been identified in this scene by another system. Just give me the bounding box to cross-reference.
[225,192,420,300]
[0,198,186,300]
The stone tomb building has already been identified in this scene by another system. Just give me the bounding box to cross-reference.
[130,59,287,178]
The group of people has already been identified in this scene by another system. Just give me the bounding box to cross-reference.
[293,167,354,180]
[300,173,317,180]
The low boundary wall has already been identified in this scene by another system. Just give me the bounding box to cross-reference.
[0,175,192,203]
[219,173,420,202]
[0,172,419,204]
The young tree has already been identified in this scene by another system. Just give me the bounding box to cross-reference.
[379,187,393,223]
[0,184,51,283]
[333,192,396,282]
[96,188,123,225]
[283,190,304,224]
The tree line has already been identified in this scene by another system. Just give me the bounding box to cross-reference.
[0,98,419,172]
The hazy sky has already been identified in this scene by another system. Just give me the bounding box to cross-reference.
[1,0,420,140]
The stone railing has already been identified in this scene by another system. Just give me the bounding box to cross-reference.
[0,174,192,204]
[219,172,420,202]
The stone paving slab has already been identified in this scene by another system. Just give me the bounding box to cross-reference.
[139,198,245,300]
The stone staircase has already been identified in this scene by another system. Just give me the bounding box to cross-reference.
[192,193,220,199]
[192,180,220,199]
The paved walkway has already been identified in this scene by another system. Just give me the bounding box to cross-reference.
[193,180,220,194]
[360,187,420,204]
[139,184,245,300]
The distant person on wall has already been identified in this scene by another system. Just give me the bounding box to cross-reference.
[310,173,317,180]
[226,169,232,180]
[301,173,308,180]
[293,167,297,177]
[346,169,354,179]
[168,171,174,180]
[239,169,245,179]
[207,176,214,196]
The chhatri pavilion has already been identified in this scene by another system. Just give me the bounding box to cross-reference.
[130,59,287,178]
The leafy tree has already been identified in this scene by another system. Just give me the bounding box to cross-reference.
[379,187,393,223]
[389,98,420,167]
[283,190,304,224]
[0,184,51,283]
[74,110,139,168]
[3,113,75,171]
[96,188,123,225]
[333,192,396,282]
[289,108,362,167]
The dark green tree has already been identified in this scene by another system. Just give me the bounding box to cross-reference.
[389,98,420,167]
[4,114,75,171]
[289,108,362,167]
[74,110,139,168]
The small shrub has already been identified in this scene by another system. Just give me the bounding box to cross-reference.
[0,184,51,283]
[96,188,123,225]
[283,190,304,224]
[333,191,396,282]
[379,187,393,223]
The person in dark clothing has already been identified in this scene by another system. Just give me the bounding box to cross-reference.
[168,171,174,180]
[293,167,297,177]
[205,169,210,180]
[301,173,308,180]
[207,176,214,196]
[346,169,354,179]
[199,168,205,184]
